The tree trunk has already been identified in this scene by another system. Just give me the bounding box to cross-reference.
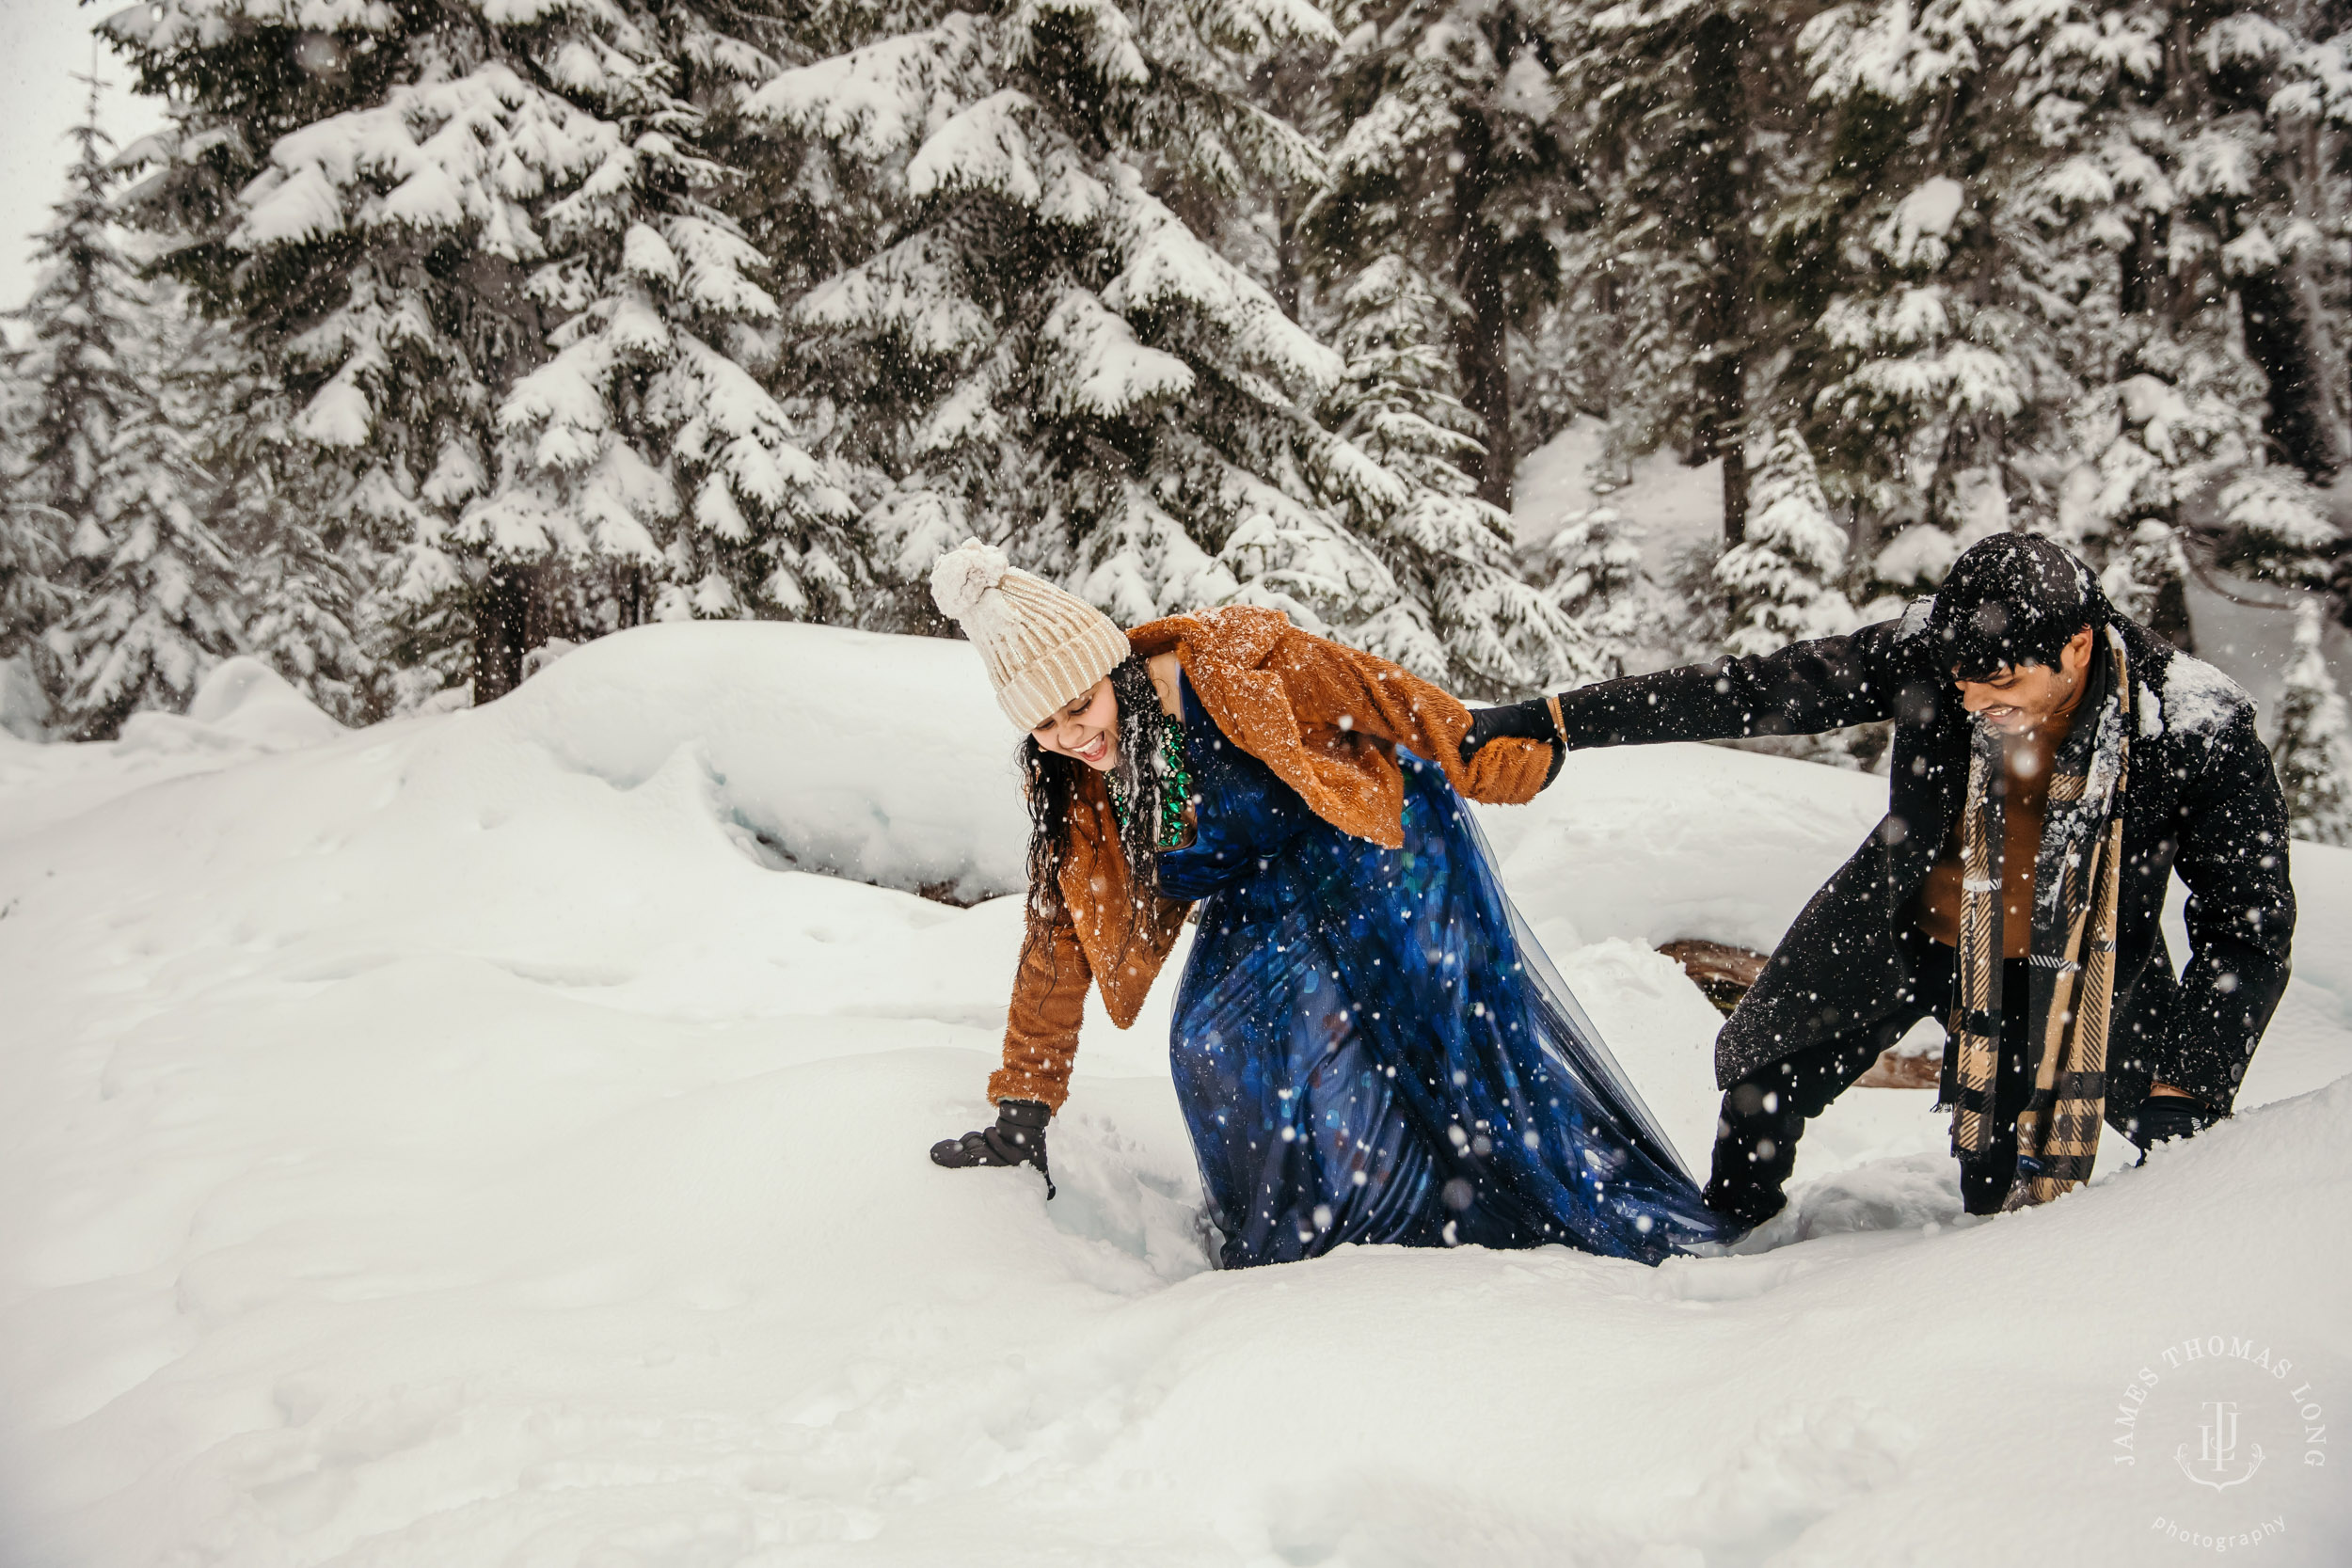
[2149,567,2196,653]
[1716,437,1751,548]
[472,565,529,704]
[1253,55,1314,324]
[2239,261,2346,481]
[2139,10,2216,345]
[2239,112,2347,483]
[2120,212,2170,320]
[459,247,551,705]
[622,562,647,628]
[1452,108,1516,512]
[1273,191,1305,323]
[1689,7,1752,546]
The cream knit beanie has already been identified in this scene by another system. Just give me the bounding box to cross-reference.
[930,540,1132,730]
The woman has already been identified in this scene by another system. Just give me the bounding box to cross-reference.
[927,540,1729,1267]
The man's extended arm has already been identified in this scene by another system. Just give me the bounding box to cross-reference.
[2162,705,2296,1113]
[1480,618,1931,758]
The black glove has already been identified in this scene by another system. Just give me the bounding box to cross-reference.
[930,1099,1054,1197]
[1461,698,1566,788]
[2128,1092,2217,1163]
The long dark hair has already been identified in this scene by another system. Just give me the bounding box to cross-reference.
[1020,655,1170,923]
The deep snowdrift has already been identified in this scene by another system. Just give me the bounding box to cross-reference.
[1,624,2345,1567]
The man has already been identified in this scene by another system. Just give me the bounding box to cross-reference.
[1466,532,2295,1226]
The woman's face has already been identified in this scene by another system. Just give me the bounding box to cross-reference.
[1031,678,1119,770]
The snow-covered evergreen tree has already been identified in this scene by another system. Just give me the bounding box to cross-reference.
[183,332,373,721]
[2101,517,2195,651]
[48,430,241,739]
[751,1,1341,620]
[1715,429,1855,658]
[2207,3,2351,486]
[2217,467,2339,590]
[1556,0,1822,548]
[3,81,241,736]
[107,0,857,703]
[0,385,67,675]
[752,0,1597,693]
[2065,356,2262,574]
[1315,256,1600,692]
[1310,0,1577,509]
[3,85,119,689]
[2275,598,2352,846]
[1787,0,2108,579]
[1320,259,1486,499]
[2016,0,2345,592]
[1526,505,1649,676]
[1609,0,2352,627]
[751,0,1357,627]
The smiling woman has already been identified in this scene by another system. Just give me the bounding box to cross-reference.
[921,539,1733,1269]
[1010,653,1191,989]
[1031,679,1121,769]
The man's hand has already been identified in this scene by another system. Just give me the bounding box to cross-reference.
[1460,698,1565,790]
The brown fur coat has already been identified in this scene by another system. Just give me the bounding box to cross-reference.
[988,607,1552,1111]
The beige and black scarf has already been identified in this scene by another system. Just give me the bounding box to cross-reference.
[1947,624,2133,1209]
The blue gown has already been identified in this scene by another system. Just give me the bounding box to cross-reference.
[1156,674,1730,1269]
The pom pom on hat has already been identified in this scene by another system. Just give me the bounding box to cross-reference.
[927,538,1132,731]
[930,538,1012,624]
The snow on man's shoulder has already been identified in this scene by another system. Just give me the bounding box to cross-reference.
[2141,651,2251,741]
[1896,594,1937,641]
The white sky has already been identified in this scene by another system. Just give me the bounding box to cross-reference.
[1,0,167,311]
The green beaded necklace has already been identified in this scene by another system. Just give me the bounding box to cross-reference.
[1106,709,1195,851]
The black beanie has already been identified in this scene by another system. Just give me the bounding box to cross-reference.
[1926,532,2108,679]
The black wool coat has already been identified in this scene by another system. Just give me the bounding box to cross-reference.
[1551,608,2295,1122]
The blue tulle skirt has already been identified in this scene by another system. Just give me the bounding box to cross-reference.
[1157,675,1728,1269]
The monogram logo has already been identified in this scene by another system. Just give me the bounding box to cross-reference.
[2174,1400,2264,1492]
[2107,1333,2328,1553]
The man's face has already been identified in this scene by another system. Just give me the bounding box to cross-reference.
[1952,625,2095,735]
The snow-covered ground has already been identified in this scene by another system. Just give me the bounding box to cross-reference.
[2,626,2347,1566]
[1513,419,1724,579]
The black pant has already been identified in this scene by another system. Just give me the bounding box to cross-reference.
[1703,939,2033,1227]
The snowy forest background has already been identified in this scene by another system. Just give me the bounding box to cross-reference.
[8,0,2352,842]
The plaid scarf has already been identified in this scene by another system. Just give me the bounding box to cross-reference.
[1947,624,2133,1209]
